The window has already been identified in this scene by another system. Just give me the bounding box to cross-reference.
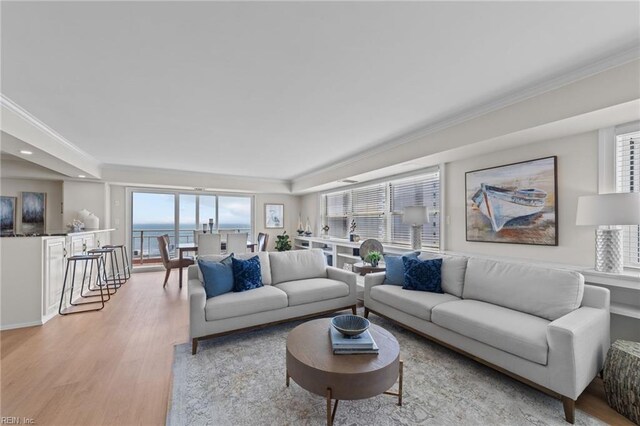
[616,128,640,267]
[321,169,440,248]
[130,190,253,265]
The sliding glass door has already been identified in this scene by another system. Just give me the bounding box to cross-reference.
[130,190,253,266]
[131,192,176,265]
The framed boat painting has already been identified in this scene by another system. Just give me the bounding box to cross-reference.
[1,196,17,236]
[465,156,558,246]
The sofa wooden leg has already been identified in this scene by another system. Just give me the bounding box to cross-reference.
[364,308,370,318]
[561,396,575,424]
[351,305,357,315]
[192,338,198,355]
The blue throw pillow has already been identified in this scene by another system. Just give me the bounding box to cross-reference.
[402,257,443,293]
[232,256,263,292]
[383,251,420,285]
[198,255,234,298]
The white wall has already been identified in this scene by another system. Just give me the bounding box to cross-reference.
[300,193,320,235]
[62,181,108,229]
[0,178,63,232]
[445,131,598,266]
[254,194,301,251]
[109,184,126,245]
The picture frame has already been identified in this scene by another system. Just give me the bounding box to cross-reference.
[21,192,47,235]
[1,196,17,236]
[465,156,558,246]
[265,203,284,229]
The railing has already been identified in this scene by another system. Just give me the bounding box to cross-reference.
[131,228,252,265]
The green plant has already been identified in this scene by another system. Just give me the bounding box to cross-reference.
[365,250,382,266]
[275,231,292,252]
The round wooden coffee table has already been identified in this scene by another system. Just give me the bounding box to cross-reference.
[286,318,403,425]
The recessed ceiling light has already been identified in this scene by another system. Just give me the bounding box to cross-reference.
[19,150,33,155]
[78,175,86,178]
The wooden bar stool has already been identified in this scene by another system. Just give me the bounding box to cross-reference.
[59,254,107,315]
[102,244,131,282]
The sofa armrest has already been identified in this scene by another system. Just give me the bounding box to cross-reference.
[364,272,386,306]
[327,266,357,300]
[547,306,610,399]
[188,278,207,339]
[581,284,610,310]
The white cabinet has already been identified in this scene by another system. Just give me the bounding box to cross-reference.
[70,233,96,255]
[43,237,66,318]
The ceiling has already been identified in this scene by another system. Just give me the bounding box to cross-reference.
[1,1,639,181]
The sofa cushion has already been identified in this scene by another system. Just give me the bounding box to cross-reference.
[403,257,443,293]
[463,258,584,321]
[432,299,550,365]
[199,252,272,285]
[274,278,349,306]
[198,255,234,298]
[370,285,460,321]
[269,249,327,285]
[232,256,263,292]
[419,253,468,297]
[383,251,420,285]
[205,285,288,321]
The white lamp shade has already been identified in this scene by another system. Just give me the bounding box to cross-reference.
[402,206,428,225]
[576,192,640,226]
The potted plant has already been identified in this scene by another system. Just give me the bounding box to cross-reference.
[365,250,382,267]
[275,231,292,252]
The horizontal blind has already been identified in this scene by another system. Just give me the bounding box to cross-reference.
[390,171,440,248]
[616,130,640,267]
[351,184,386,240]
[325,191,350,238]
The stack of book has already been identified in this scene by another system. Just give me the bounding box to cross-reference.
[329,326,379,355]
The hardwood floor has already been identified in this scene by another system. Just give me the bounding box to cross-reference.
[0,271,633,425]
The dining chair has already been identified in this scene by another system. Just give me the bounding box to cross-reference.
[157,234,194,288]
[226,232,248,254]
[193,230,204,245]
[257,232,269,252]
[198,233,222,256]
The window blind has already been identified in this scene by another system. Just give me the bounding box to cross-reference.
[321,169,440,248]
[616,130,640,267]
[351,184,386,240]
[390,172,440,247]
[325,191,350,238]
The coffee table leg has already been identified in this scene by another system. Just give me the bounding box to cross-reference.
[326,388,332,426]
[286,370,289,387]
[398,360,404,406]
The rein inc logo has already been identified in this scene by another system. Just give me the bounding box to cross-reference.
[1,418,35,425]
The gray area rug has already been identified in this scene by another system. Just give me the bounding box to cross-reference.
[168,309,603,426]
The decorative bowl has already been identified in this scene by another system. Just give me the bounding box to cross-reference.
[331,314,370,337]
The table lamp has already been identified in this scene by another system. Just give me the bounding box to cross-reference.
[402,206,428,250]
[576,192,640,274]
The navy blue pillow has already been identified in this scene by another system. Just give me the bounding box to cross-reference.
[232,256,263,292]
[198,255,234,298]
[402,257,443,293]
[383,251,420,285]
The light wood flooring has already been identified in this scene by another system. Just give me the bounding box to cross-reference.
[0,271,634,425]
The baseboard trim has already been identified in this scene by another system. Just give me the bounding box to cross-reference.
[0,320,43,331]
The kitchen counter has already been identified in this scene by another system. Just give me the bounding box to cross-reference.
[1,228,115,237]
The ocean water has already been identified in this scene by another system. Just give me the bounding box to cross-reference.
[132,223,251,257]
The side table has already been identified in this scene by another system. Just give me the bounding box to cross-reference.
[353,262,386,276]
[603,339,640,424]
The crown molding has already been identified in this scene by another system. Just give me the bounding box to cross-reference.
[290,43,640,183]
[0,94,101,167]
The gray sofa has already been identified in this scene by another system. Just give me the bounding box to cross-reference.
[188,249,357,354]
[364,254,610,424]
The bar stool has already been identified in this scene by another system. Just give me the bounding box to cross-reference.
[88,247,126,291]
[59,254,107,315]
[102,244,131,282]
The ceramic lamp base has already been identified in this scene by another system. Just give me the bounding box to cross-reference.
[410,225,423,251]
[595,227,623,274]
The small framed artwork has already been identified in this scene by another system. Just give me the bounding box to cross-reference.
[265,203,284,229]
[465,156,558,246]
[21,192,47,234]
[1,196,17,236]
